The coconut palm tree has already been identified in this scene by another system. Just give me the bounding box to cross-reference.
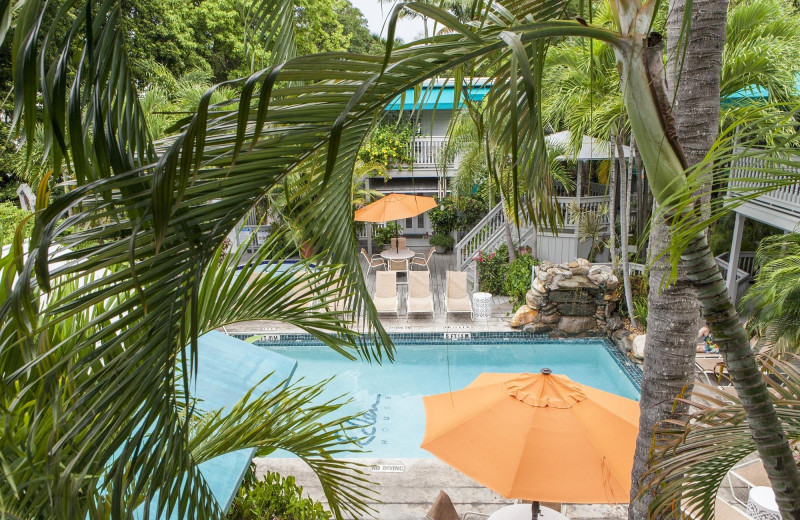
[4,0,800,518]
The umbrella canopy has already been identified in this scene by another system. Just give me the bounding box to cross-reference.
[354,193,438,223]
[421,371,639,504]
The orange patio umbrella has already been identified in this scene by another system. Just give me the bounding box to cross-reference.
[354,193,438,253]
[422,370,639,517]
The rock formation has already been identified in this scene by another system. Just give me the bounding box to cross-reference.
[514,259,625,337]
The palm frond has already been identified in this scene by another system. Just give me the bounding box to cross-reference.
[642,354,800,519]
[187,376,377,519]
[656,102,800,277]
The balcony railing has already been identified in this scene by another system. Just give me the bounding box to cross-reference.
[729,155,800,219]
[404,135,453,168]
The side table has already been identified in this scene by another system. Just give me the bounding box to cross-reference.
[747,486,781,520]
[473,292,492,320]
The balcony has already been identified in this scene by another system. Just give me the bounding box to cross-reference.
[728,156,800,231]
[383,136,453,176]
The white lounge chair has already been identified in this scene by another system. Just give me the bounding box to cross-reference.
[411,247,435,271]
[445,271,473,320]
[361,248,385,273]
[373,271,399,317]
[407,271,434,317]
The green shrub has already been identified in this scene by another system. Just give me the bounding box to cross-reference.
[476,249,509,295]
[428,198,459,236]
[0,202,33,247]
[504,253,539,310]
[372,222,400,248]
[429,233,454,251]
[227,468,331,520]
[458,195,485,229]
[633,295,648,331]
[618,273,648,331]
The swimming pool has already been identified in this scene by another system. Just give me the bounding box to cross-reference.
[258,334,641,458]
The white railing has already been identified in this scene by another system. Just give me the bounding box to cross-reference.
[455,196,609,271]
[716,251,758,276]
[729,156,800,218]
[455,202,507,270]
[557,195,608,227]
[715,254,753,304]
[406,135,451,167]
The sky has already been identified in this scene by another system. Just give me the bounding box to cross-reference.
[350,0,430,42]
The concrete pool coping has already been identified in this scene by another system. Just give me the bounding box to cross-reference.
[254,457,630,519]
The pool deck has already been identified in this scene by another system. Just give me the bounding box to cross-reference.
[223,250,516,338]
[254,457,628,520]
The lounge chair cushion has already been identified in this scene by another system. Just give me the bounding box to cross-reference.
[408,271,433,314]
[447,296,472,312]
[446,271,472,314]
[374,272,398,314]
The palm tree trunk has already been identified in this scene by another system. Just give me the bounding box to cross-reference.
[629,215,700,520]
[683,234,800,517]
[628,0,727,515]
[608,135,618,266]
[615,133,637,329]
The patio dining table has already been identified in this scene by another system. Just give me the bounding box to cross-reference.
[487,504,569,520]
[379,248,416,262]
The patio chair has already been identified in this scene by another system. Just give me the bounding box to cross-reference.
[726,457,771,506]
[407,271,434,317]
[684,497,749,519]
[372,271,399,317]
[387,258,409,282]
[695,354,730,385]
[445,271,473,320]
[360,248,385,274]
[390,237,407,250]
[411,247,435,271]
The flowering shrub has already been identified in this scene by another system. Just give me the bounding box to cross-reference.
[477,247,509,295]
[359,123,413,167]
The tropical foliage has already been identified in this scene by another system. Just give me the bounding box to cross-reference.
[227,468,331,520]
[358,122,415,167]
[741,232,800,353]
[504,252,538,309]
[4,0,800,517]
[643,353,800,519]
[0,201,32,246]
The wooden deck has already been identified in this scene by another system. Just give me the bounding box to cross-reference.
[359,248,510,318]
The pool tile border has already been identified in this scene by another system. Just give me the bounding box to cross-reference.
[228,331,643,391]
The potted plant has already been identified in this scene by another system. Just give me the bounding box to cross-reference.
[429,233,454,254]
[373,222,400,250]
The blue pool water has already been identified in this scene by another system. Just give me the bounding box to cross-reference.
[262,338,640,458]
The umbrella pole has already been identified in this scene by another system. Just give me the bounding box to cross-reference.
[395,220,399,253]
[531,501,540,519]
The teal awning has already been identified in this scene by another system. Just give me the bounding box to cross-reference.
[723,73,800,104]
[385,84,491,111]
[135,331,297,518]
